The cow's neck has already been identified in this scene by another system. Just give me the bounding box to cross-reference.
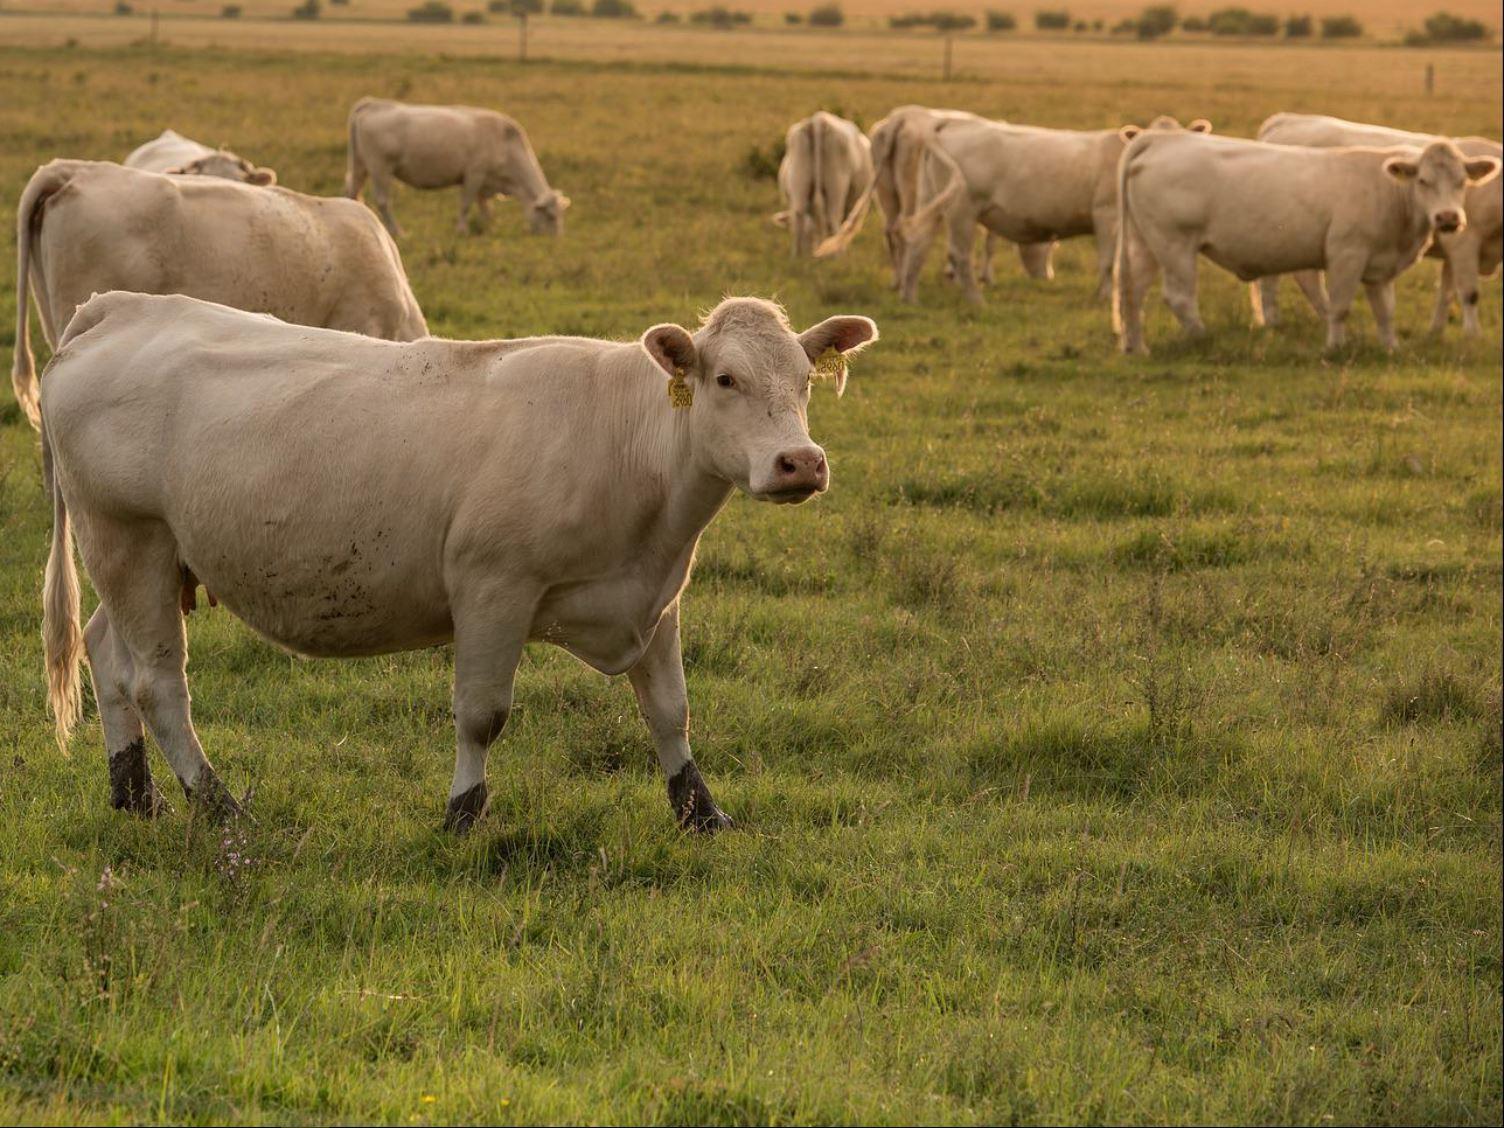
[505,146,552,208]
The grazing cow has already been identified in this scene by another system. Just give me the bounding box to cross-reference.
[773,112,875,257]
[1113,132,1500,354]
[11,160,427,427]
[344,98,570,237]
[896,114,1212,304]
[1254,113,1502,337]
[123,129,277,185]
[41,292,877,832]
[815,105,1040,287]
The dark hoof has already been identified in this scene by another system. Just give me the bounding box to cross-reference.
[109,740,166,817]
[186,769,244,821]
[443,782,488,833]
[667,762,734,833]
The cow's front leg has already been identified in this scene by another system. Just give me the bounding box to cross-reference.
[446,612,527,832]
[1364,280,1399,351]
[1322,254,1364,351]
[627,602,732,832]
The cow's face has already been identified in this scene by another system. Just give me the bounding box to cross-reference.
[528,191,570,235]
[1386,141,1501,235]
[173,152,277,186]
[641,299,877,504]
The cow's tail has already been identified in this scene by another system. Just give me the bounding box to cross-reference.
[811,114,829,247]
[42,411,83,753]
[898,124,964,243]
[815,122,886,258]
[12,161,76,430]
[343,98,373,198]
[1112,135,1149,343]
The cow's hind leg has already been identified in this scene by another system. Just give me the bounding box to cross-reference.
[82,520,238,817]
[367,171,403,238]
[83,607,164,816]
[1250,277,1280,327]
[1159,243,1206,337]
[444,601,528,832]
[627,603,731,832]
[1291,270,1331,319]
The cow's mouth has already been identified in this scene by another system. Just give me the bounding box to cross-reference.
[759,485,823,505]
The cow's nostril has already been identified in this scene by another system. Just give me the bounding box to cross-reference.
[778,455,797,475]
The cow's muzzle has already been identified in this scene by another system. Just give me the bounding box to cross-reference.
[760,446,828,504]
[1433,210,1464,235]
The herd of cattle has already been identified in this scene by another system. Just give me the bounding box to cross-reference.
[777,105,1501,351]
[7,94,1499,835]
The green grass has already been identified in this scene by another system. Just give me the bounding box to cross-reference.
[0,41,1500,1124]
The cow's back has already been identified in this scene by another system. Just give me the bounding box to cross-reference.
[38,163,425,342]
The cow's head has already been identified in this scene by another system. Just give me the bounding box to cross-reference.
[528,190,570,235]
[171,151,277,186]
[1386,140,1502,235]
[1120,116,1213,142]
[641,298,878,504]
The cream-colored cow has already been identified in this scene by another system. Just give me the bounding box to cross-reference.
[1254,113,1502,336]
[344,98,569,237]
[773,112,874,257]
[123,129,277,184]
[897,114,1211,304]
[41,292,877,831]
[11,160,427,427]
[1113,132,1499,354]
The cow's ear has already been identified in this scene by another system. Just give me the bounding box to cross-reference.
[1384,156,1419,181]
[799,316,878,397]
[1188,119,1213,133]
[641,323,696,378]
[248,166,277,186]
[1119,124,1142,142]
[1464,156,1501,185]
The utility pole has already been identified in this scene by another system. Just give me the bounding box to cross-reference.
[518,10,528,64]
[1424,63,1434,95]
[150,7,159,47]
[943,34,952,82]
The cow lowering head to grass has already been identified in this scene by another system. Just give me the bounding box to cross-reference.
[41,292,877,833]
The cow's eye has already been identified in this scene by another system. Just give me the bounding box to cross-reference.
[716,373,735,389]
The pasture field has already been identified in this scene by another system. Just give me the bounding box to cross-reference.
[0,34,1501,1125]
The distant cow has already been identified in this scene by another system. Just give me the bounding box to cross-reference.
[1254,112,1502,337]
[897,114,1211,304]
[123,129,277,184]
[11,160,427,427]
[773,112,874,257]
[1113,132,1500,354]
[344,98,570,237]
[815,105,1041,287]
[41,292,877,831]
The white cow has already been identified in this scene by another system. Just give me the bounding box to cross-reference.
[773,112,874,257]
[344,98,570,237]
[1113,132,1500,354]
[1254,113,1502,336]
[123,129,277,184]
[41,292,877,831]
[815,105,1045,287]
[11,159,428,427]
[894,114,1213,304]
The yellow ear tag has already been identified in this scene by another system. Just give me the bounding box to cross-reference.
[667,366,694,409]
[814,347,845,382]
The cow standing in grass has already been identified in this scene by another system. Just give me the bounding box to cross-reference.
[894,114,1212,305]
[344,98,570,237]
[774,111,874,257]
[11,160,427,427]
[1252,112,1502,337]
[124,129,278,185]
[1113,132,1500,354]
[40,292,876,832]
